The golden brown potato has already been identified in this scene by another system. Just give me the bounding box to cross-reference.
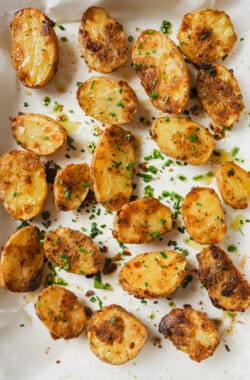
[152,116,215,165]
[11,7,59,88]
[91,125,136,211]
[197,63,244,127]
[132,29,189,114]
[113,197,173,244]
[0,150,48,220]
[87,304,148,364]
[177,8,237,64]
[11,113,66,155]
[78,6,128,73]
[35,285,86,340]
[43,227,102,275]
[159,307,220,362]
[197,245,250,312]
[77,76,138,124]
[0,225,44,292]
[181,187,227,245]
[119,250,188,298]
[216,161,250,209]
[53,163,90,211]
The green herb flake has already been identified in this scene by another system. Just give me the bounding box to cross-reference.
[150,91,159,98]
[42,96,51,106]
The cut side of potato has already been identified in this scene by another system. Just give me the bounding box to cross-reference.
[11,113,67,155]
[113,197,173,243]
[36,285,86,340]
[132,29,189,114]
[197,245,250,311]
[91,125,136,211]
[53,163,90,211]
[159,307,220,362]
[152,116,215,165]
[11,7,59,88]
[181,187,227,245]
[0,150,48,220]
[43,227,102,275]
[216,161,250,209]
[197,63,244,127]
[0,225,44,292]
[77,76,138,124]
[119,250,188,298]
[78,6,128,73]
[177,8,237,64]
[87,304,148,365]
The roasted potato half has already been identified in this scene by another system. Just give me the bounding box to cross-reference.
[181,187,227,245]
[216,161,250,209]
[53,163,90,211]
[78,6,128,73]
[91,125,136,211]
[0,150,48,220]
[152,116,215,165]
[36,285,86,340]
[197,63,244,127]
[197,245,250,311]
[119,250,188,299]
[0,225,44,292]
[77,76,138,124]
[159,307,220,362]
[177,8,237,64]
[132,29,189,114]
[87,304,148,365]
[113,197,173,244]
[11,7,59,88]
[11,113,67,155]
[43,227,102,276]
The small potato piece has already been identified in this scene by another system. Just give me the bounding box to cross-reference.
[43,227,102,275]
[77,77,138,124]
[11,7,59,88]
[132,29,189,114]
[87,304,148,365]
[177,8,237,64]
[113,197,172,244]
[11,113,66,155]
[152,117,215,165]
[197,63,244,127]
[91,125,136,211]
[0,225,44,292]
[36,285,86,340]
[53,163,90,211]
[216,161,250,209]
[159,307,220,362]
[78,6,128,73]
[181,187,227,245]
[197,245,250,311]
[119,250,188,299]
[0,150,48,220]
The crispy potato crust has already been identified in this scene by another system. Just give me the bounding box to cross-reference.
[197,245,250,311]
[87,304,148,364]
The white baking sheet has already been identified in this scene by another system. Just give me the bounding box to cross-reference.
[1,0,250,379]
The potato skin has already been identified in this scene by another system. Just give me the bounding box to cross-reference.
[11,7,59,88]
[87,304,148,365]
[216,161,250,209]
[159,307,220,362]
[113,197,173,243]
[36,285,86,340]
[152,116,215,165]
[197,245,250,312]
[132,29,189,114]
[78,6,128,73]
[119,250,188,298]
[181,187,227,245]
[0,225,44,292]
